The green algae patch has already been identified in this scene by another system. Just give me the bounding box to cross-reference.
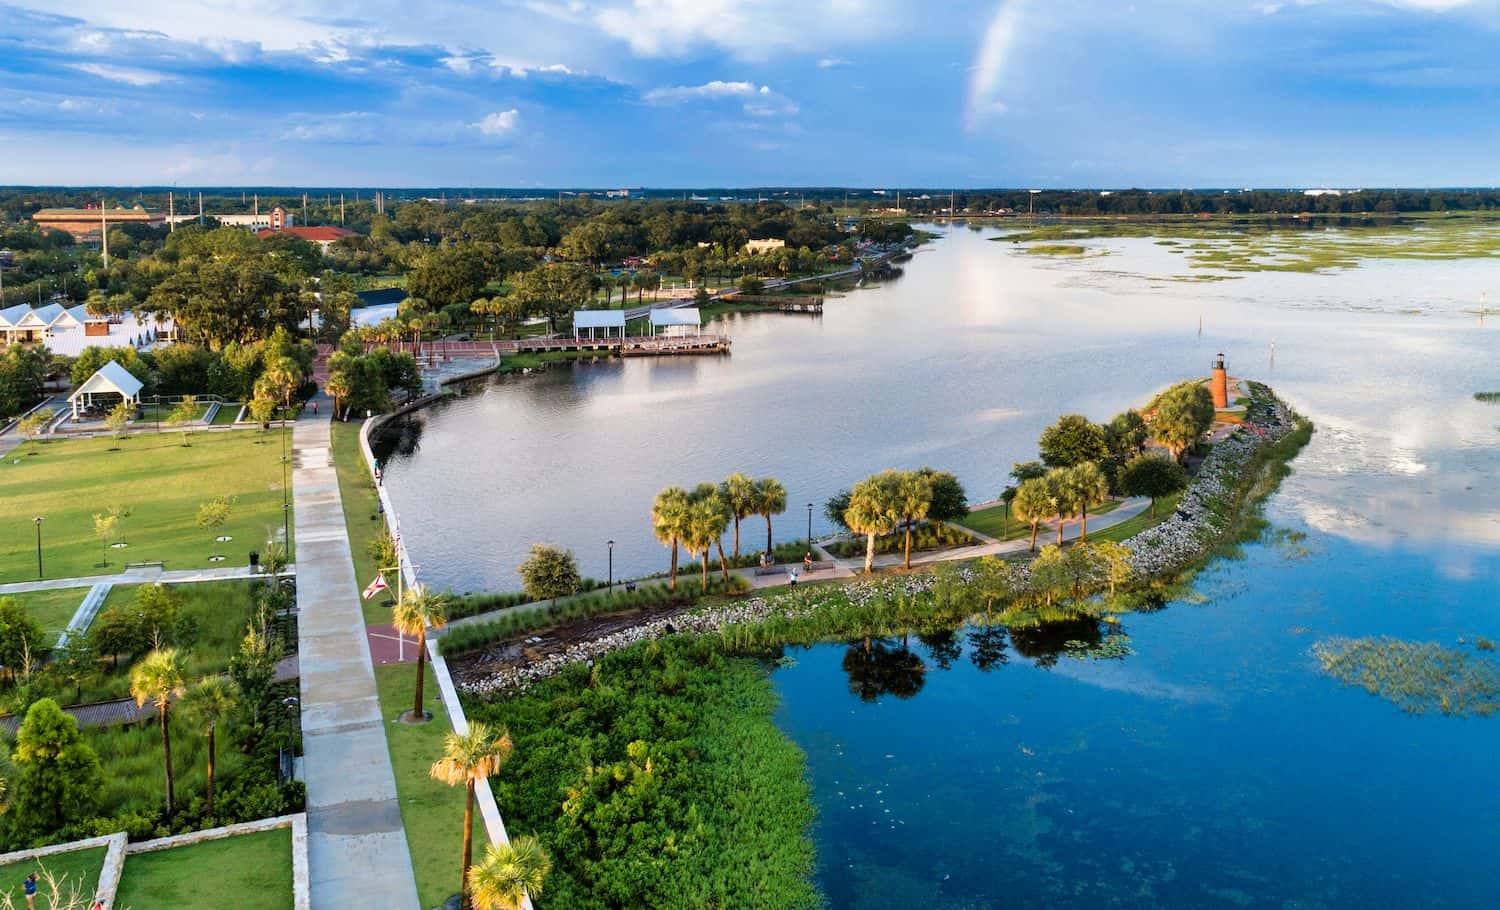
[1312,636,1500,716]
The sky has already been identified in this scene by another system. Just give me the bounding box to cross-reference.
[3,0,1500,188]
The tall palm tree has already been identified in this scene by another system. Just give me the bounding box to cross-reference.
[392,585,449,722]
[431,723,514,910]
[1012,477,1051,554]
[468,836,552,910]
[1047,470,1074,547]
[684,492,727,589]
[324,372,351,419]
[130,648,187,817]
[651,487,691,591]
[1067,461,1111,542]
[690,484,733,584]
[753,477,787,556]
[894,470,934,570]
[181,676,240,816]
[845,472,900,574]
[719,473,757,558]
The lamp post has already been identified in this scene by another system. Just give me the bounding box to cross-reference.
[33,516,43,579]
[806,502,813,548]
[607,540,615,594]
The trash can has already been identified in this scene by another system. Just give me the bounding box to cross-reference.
[249,550,260,572]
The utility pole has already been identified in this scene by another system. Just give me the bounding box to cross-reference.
[101,200,109,269]
[302,193,308,224]
[198,191,204,225]
[168,191,175,232]
[340,193,346,224]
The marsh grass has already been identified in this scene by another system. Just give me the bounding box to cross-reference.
[1312,637,1500,716]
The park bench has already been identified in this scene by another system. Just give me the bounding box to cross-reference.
[754,564,785,577]
[124,560,165,571]
[803,561,836,573]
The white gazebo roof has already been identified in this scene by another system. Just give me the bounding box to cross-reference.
[573,310,626,329]
[69,360,144,403]
[650,307,701,327]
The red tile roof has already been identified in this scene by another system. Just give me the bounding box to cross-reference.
[255,226,358,243]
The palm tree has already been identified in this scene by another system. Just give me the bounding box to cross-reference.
[392,585,449,722]
[1046,470,1074,547]
[1067,462,1110,542]
[431,723,514,910]
[130,648,187,817]
[260,356,302,412]
[844,472,900,573]
[651,487,691,591]
[468,836,552,910]
[753,477,787,555]
[719,473,757,558]
[894,470,934,570]
[181,676,240,816]
[684,492,728,589]
[1012,477,1051,554]
[324,372,351,419]
[690,484,733,584]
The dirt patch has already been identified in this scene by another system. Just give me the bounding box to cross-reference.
[447,602,699,687]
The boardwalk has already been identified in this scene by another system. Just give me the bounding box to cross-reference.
[292,395,419,909]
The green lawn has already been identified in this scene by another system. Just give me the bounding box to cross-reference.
[0,847,106,908]
[957,497,1125,541]
[330,421,396,625]
[5,588,84,644]
[210,403,245,425]
[1090,493,1183,544]
[0,431,291,582]
[134,402,213,424]
[374,662,484,910]
[115,828,292,910]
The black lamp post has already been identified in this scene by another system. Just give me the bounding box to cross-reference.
[33,516,43,579]
[806,502,813,547]
[607,540,615,594]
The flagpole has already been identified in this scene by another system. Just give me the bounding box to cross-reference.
[395,523,404,662]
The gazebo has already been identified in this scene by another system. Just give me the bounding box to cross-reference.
[649,307,701,337]
[68,360,143,420]
[573,310,626,341]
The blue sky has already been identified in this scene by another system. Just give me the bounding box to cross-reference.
[2,0,1499,187]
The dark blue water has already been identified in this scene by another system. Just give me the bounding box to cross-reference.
[773,528,1500,908]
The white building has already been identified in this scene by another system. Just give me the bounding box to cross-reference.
[164,205,294,231]
[0,303,172,355]
[68,360,143,420]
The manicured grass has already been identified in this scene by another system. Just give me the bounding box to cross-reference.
[1090,493,1183,544]
[5,588,84,644]
[134,402,213,424]
[210,403,245,424]
[115,828,293,910]
[0,847,106,908]
[0,431,291,582]
[957,497,1125,540]
[329,421,396,625]
[374,662,484,910]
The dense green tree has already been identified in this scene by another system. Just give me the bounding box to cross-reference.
[1012,476,1053,554]
[11,699,103,842]
[916,467,968,523]
[511,262,593,332]
[408,244,493,309]
[0,598,45,679]
[823,489,852,534]
[1118,453,1189,517]
[517,544,582,604]
[1039,414,1109,469]
[1152,383,1216,462]
[844,471,902,573]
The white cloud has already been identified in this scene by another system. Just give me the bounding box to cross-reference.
[818,57,849,68]
[71,62,172,86]
[474,108,521,136]
[965,0,1023,131]
[594,0,901,59]
[644,80,762,103]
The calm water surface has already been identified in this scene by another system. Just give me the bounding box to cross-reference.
[384,224,1500,907]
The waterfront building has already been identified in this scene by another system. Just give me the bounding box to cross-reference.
[573,310,627,341]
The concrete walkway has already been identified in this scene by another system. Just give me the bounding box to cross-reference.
[0,565,295,597]
[291,395,420,909]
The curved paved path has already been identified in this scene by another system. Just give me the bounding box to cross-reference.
[292,395,419,909]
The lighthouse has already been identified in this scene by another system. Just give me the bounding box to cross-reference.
[1211,353,1229,409]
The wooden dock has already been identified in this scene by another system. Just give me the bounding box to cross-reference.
[731,295,824,314]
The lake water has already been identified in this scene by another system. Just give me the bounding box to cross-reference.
[385,223,1500,907]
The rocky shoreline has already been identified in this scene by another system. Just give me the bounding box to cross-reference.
[457,385,1305,698]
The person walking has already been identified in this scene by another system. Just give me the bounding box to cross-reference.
[789,569,798,588]
[23,872,37,909]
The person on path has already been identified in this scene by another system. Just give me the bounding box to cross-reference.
[804,552,814,574]
[23,872,37,909]
[312,401,318,415]
[789,569,798,588]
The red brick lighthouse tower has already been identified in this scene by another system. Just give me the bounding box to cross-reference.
[1211,353,1229,409]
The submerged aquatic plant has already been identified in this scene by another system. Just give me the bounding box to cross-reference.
[1312,636,1500,717]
